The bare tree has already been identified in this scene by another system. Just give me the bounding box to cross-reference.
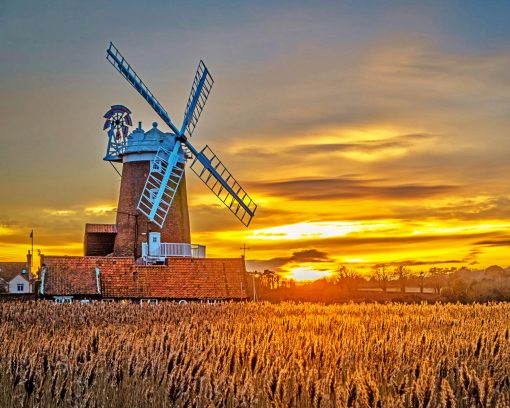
[419,271,425,294]
[335,265,363,292]
[393,265,410,293]
[260,269,283,289]
[429,267,454,294]
[372,264,390,292]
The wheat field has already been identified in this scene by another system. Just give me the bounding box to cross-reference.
[0,301,509,407]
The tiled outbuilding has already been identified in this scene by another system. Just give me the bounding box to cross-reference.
[41,256,248,301]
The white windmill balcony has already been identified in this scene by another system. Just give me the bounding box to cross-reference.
[141,241,206,263]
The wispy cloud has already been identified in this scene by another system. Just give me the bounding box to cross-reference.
[474,238,510,248]
[248,177,460,201]
[248,249,331,272]
[84,205,117,216]
[43,209,78,216]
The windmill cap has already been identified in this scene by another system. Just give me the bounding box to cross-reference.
[143,125,171,141]
[121,124,178,163]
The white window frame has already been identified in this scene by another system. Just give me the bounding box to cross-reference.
[54,296,73,304]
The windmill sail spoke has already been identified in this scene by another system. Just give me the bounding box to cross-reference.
[181,60,214,138]
[137,144,186,228]
[106,42,180,135]
[190,145,257,227]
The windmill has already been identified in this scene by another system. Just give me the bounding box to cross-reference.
[103,105,132,161]
[103,43,257,259]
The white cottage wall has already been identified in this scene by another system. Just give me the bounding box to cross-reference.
[8,275,31,294]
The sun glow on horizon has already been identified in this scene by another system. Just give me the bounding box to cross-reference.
[247,221,391,241]
[287,266,333,281]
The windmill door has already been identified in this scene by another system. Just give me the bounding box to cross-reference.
[148,232,161,256]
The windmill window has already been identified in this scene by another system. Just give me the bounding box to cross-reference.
[152,237,158,243]
[17,283,24,292]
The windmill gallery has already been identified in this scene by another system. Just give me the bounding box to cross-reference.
[36,43,258,303]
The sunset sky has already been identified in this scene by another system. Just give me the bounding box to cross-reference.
[1,1,510,280]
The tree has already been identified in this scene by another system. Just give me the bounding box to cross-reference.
[0,279,7,293]
[428,267,451,294]
[372,264,390,292]
[260,269,282,289]
[334,265,349,283]
[334,265,363,292]
[393,265,410,293]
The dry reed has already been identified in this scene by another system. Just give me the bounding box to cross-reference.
[0,301,509,407]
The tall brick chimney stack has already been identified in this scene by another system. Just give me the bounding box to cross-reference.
[113,122,191,258]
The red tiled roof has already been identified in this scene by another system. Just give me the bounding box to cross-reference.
[42,256,248,299]
[85,224,118,233]
[42,256,113,296]
[101,258,248,299]
[0,262,30,282]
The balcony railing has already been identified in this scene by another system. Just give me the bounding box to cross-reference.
[141,242,206,262]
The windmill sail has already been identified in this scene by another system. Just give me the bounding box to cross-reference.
[180,61,214,138]
[137,144,186,228]
[106,42,180,135]
[190,145,257,227]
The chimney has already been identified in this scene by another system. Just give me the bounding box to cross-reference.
[26,250,32,274]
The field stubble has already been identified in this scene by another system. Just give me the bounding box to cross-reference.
[0,301,509,407]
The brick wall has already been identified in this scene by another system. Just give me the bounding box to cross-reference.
[84,232,116,256]
[113,161,191,258]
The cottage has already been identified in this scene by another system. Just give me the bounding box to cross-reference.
[0,262,33,294]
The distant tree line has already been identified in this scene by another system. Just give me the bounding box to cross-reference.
[249,263,510,303]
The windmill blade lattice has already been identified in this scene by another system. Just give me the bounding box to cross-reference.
[181,60,214,138]
[190,145,257,227]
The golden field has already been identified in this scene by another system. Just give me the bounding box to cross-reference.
[0,302,509,407]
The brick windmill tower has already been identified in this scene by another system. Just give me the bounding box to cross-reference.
[98,43,257,261]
